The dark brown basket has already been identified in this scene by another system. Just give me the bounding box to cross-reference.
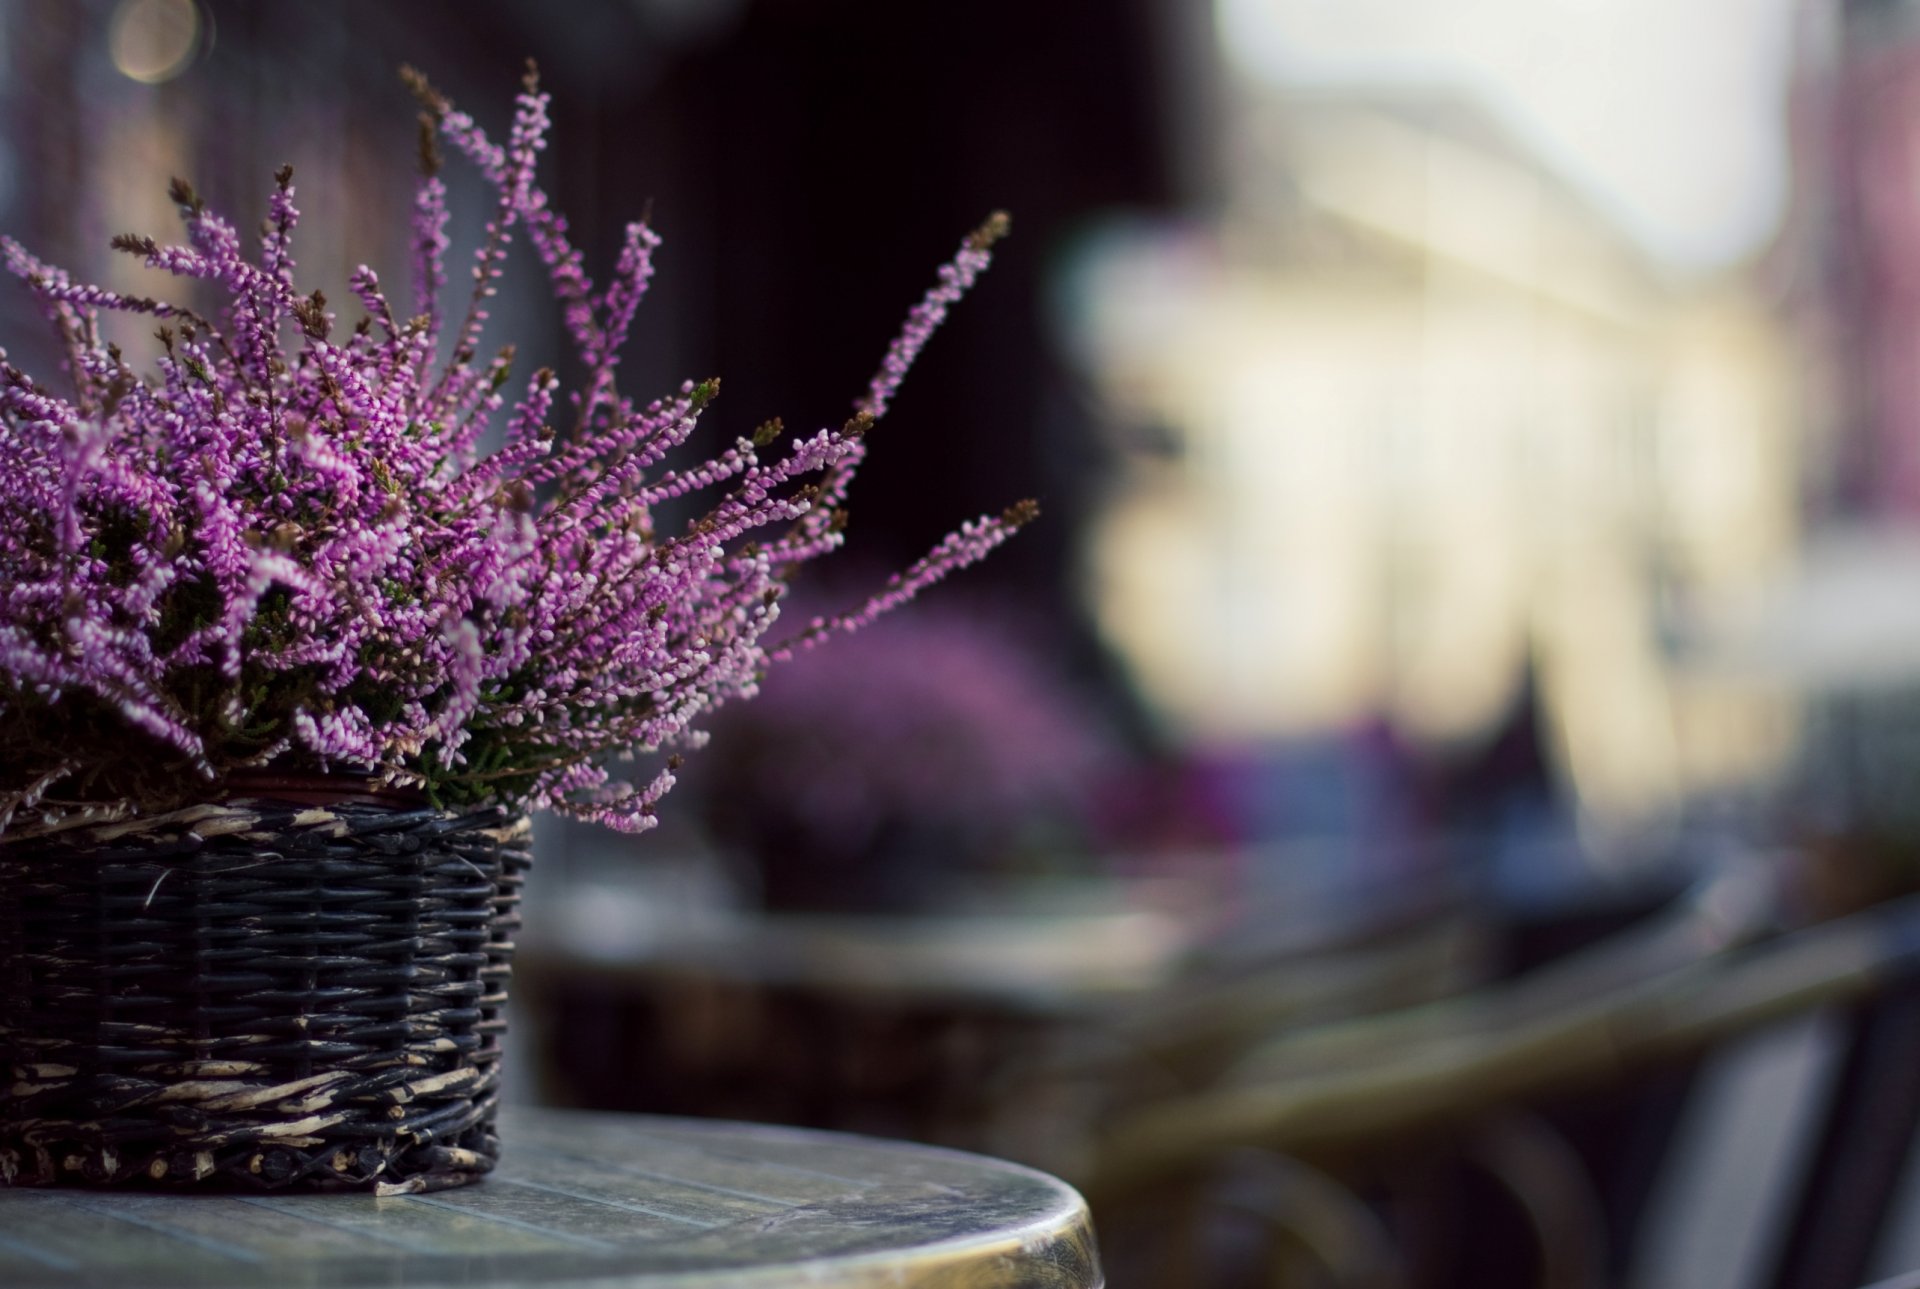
[0,795,530,1194]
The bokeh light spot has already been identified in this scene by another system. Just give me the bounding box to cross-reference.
[109,0,202,85]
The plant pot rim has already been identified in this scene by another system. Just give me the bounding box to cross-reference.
[0,770,438,849]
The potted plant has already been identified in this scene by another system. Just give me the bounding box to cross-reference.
[0,64,1028,1193]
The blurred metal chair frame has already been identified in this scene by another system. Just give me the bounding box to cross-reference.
[1074,863,1920,1289]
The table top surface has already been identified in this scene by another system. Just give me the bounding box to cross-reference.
[0,1107,1101,1289]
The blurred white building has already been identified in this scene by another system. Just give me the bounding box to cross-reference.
[1067,87,1802,831]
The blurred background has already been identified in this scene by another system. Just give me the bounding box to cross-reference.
[13,0,1920,1284]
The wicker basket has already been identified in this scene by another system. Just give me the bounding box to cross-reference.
[0,790,530,1194]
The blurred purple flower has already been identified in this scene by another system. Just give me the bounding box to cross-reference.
[699,596,1115,864]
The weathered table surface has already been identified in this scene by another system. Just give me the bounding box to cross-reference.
[0,1107,1101,1288]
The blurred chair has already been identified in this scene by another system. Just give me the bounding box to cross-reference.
[1077,868,1920,1289]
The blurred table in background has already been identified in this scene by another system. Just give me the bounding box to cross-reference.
[0,1107,1101,1289]
[515,875,1205,1149]
[525,873,1202,1012]
[513,861,1483,1162]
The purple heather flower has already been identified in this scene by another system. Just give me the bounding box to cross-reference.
[0,65,1030,834]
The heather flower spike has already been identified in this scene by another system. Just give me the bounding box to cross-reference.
[0,64,1032,834]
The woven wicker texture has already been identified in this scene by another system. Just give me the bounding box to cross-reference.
[0,798,529,1194]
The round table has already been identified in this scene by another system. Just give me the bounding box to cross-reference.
[0,1107,1101,1288]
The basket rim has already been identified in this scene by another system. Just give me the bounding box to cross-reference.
[0,794,523,850]
[0,766,442,848]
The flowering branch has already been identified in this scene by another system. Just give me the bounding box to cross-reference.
[0,65,1029,834]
